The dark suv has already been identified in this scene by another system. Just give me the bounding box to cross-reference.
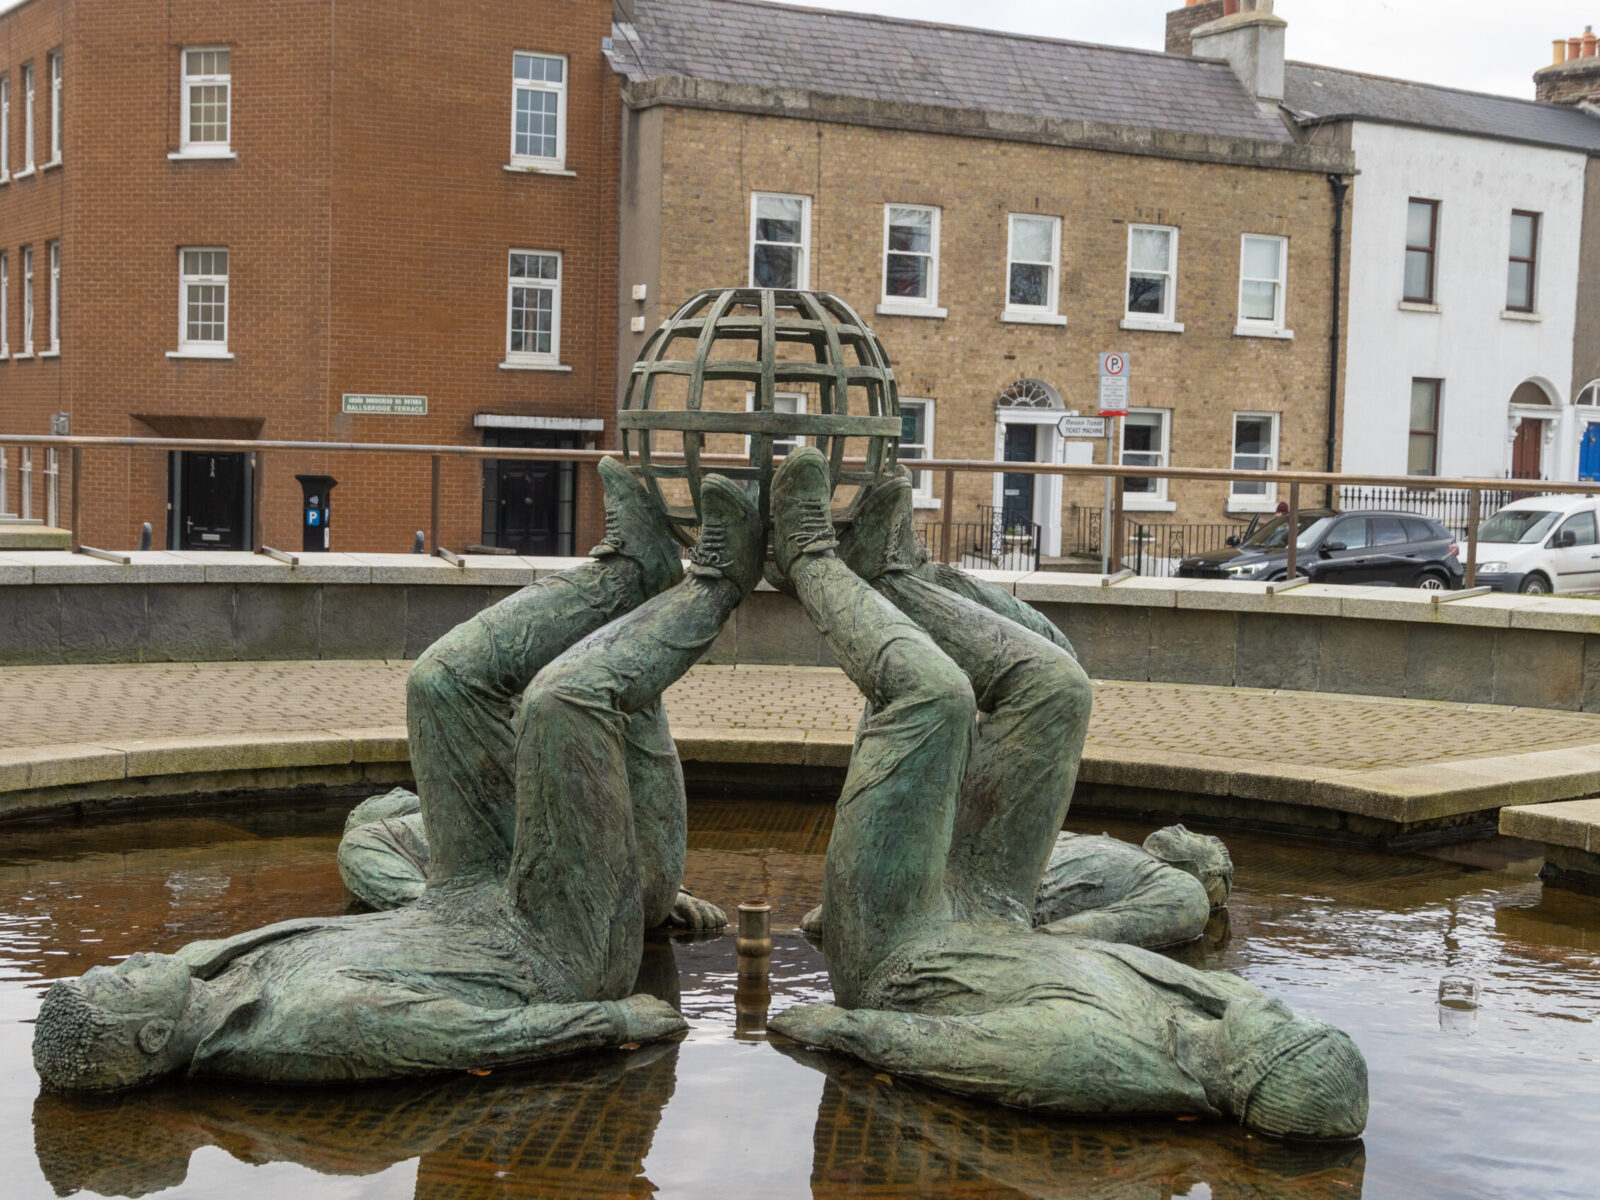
[1177,510,1464,589]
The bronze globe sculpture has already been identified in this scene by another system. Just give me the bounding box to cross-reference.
[618,287,902,545]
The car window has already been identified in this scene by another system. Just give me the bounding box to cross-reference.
[1370,517,1407,546]
[1554,510,1598,547]
[1401,518,1435,542]
[1326,518,1369,550]
[1478,509,1559,544]
[1296,516,1336,550]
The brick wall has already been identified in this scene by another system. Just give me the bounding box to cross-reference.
[1166,1,1226,56]
[648,106,1345,544]
[0,0,618,553]
[1535,59,1600,106]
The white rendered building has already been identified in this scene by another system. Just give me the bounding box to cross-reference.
[1285,66,1600,485]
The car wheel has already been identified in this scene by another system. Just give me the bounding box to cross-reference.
[1518,574,1551,595]
[1415,571,1448,591]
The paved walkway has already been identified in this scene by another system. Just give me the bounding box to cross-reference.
[4,660,1600,773]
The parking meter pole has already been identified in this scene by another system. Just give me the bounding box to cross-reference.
[1286,482,1299,580]
[1466,488,1480,588]
[1101,425,1113,576]
[1112,472,1126,574]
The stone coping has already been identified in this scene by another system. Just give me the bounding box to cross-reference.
[1500,798,1600,853]
[5,551,1600,634]
[7,703,1598,835]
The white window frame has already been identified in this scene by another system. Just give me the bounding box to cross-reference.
[1229,411,1281,508]
[878,204,943,317]
[20,245,33,355]
[503,249,563,369]
[45,241,58,354]
[745,390,807,458]
[1120,408,1172,508]
[0,253,9,357]
[175,246,231,357]
[1,75,11,181]
[748,192,811,289]
[508,51,567,170]
[179,46,233,158]
[1003,213,1064,324]
[21,63,34,173]
[1122,224,1182,331]
[47,51,60,164]
[1236,234,1291,337]
[898,398,937,504]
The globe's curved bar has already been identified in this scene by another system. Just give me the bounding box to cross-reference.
[618,288,901,546]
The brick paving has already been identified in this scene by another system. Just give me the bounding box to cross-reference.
[3,660,1600,773]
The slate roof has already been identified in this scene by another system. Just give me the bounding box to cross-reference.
[1284,62,1600,154]
[612,0,1298,145]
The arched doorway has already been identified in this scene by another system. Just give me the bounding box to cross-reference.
[1508,380,1556,481]
[1576,382,1600,482]
[994,379,1064,557]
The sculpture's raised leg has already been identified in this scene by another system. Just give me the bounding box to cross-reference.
[767,450,1368,1141]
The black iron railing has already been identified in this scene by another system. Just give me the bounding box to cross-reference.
[1337,485,1523,541]
[916,513,1041,572]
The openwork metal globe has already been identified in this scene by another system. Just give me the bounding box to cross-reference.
[619,288,901,546]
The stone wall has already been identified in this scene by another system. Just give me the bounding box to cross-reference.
[4,553,1599,713]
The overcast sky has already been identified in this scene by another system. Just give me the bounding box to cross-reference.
[766,0,1597,100]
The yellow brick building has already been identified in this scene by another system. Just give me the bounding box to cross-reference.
[610,0,1355,560]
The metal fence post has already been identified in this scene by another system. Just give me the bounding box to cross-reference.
[20,449,32,521]
[0,447,8,518]
[1465,488,1480,588]
[1111,475,1126,572]
[940,468,955,565]
[1286,482,1300,580]
[430,454,441,553]
[46,449,58,528]
[251,451,265,553]
[69,446,81,553]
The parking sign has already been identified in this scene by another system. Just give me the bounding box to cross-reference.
[1098,353,1130,416]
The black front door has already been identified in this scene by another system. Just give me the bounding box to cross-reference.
[484,430,578,555]
[171,451,249,550]
[1001,424,1036,530]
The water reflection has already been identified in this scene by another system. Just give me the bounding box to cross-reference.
[778,1043,1367,1200]
[34,1044,680,1199]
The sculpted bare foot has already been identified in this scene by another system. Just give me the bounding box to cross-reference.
[660,890,728,931]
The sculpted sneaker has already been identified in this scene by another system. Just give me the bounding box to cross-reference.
[771,447,840,581]
[837,467,926,581]
[589,456,683,597]
[687,474,764,595]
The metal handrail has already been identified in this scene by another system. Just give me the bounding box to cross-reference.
[1,432,1586,585]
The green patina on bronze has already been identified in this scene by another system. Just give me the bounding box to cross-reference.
[34,289,1367,1143]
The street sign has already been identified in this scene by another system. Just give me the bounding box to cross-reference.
[1098,352,1130,416]
[343,394,428,416]
[1057,415,1106,439]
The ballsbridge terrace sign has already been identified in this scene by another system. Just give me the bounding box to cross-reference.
[342,394,428,416]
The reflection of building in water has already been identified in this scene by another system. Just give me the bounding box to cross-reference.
[33,1042,678,1200]
[790,1044,1364,1200]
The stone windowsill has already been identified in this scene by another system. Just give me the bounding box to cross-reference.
[499,361,573,372]
[503,163,576,177]
[1233,324,1294,340]
[876,302,947,319]
[1501,309,1543,323]
[912,495,941,510]
[11,166,33,180]
[166,348,235,360]
[168,148,238,161]
[1398,300,1441,314]
[1001,310,1067,327]
[1227,500,1280,514]
[37,348,59,358]
[1124,498,1177,513]
[11,351,33,360]
[1119,317,1185,334]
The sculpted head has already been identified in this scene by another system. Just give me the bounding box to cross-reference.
[1217,997,1369,1141]
[1144,825,1234,909]
[33,953,195,1092]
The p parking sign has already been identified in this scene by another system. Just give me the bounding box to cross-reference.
[1098,353,1130,417]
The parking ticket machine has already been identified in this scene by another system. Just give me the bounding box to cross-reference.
[296,474,337,552]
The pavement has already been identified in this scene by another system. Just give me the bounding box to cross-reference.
[5,660,1600,837]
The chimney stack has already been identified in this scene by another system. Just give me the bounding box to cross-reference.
[1536,24,1600,106]
[1166,0,1227,56]
[1188,0,1287,108]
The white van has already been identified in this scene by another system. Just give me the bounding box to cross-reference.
[1474,495,1600,594]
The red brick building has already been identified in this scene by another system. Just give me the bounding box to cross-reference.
[0,0,619,554]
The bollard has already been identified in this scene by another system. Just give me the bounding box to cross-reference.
[413,530,425,554]
[736,900,772,977]
[138,522,152,551]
